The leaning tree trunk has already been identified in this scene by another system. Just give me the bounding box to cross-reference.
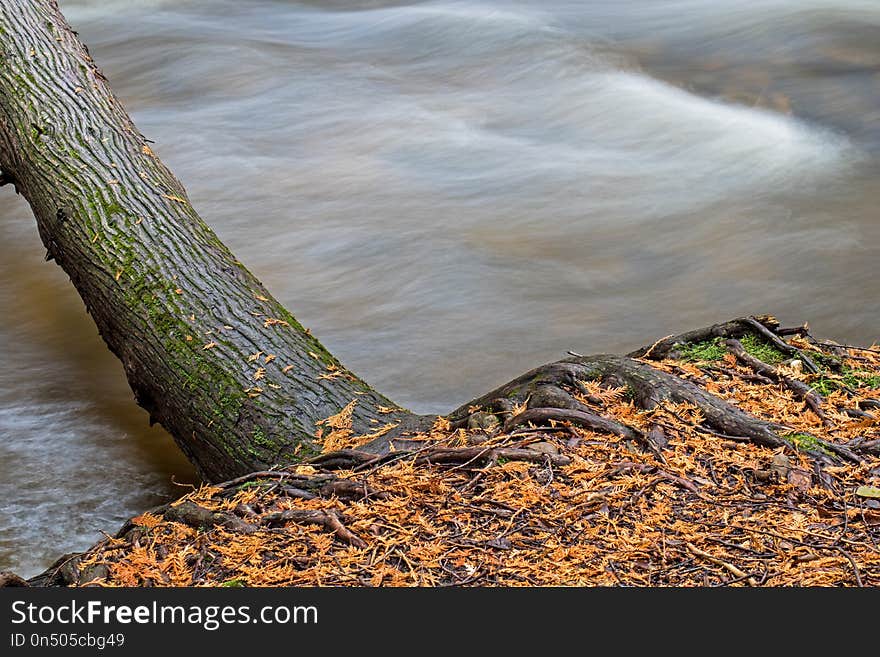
[0,0,426,481]
[1,1,869,487]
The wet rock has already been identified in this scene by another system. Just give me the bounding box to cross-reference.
[527,441,559,456]
[467,412,499,431]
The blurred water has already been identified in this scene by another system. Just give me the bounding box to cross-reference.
[1,0,878,576]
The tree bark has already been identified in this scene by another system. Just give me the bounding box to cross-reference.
[0,0,428,481]
[0,1,869,490]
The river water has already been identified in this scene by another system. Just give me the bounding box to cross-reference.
[1,0,878,577]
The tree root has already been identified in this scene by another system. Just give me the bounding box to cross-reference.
[716,366,773,385]
[307,450,379,470]
[446,315,873,464]
[450,353,786,451]
[505,406,665,460]
[627,317,760,360]
[737,317,819,373]
[0,571,29,587]
[687,543,757,586]
[28,469,383,585]
[629,314,818,372]
[262,509,366,548]
[724,338,830,426]
[299,315,875,472]
[504,406,638,439]
[850,438,880,455]
[413,445,571,468]
[216,469,385,501]
[163,500,259,534]
[22,314,877,587]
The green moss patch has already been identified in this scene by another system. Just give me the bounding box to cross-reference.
[809,368,880,395]
[809,377,838,396]
[811,351,842,372]
[740,333,786,365]
[841,369,880,390]
[678,338,726,362]
[784,432,832,456]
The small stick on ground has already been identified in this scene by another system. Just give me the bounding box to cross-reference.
[687,543,757,586]
[262,509,367,548]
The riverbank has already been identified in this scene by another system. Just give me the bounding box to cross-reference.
[5,0,880,577]
[16,322,879,587]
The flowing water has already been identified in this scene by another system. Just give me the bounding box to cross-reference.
[1,0,879,577]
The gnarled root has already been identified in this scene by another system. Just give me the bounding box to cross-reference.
[452,353,787,451]
[0,571,28,587]
[724,338,830,426]
[448,316,871,464]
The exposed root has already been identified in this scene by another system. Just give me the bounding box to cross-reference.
[0,572,29,587]
[725,338,830,427]
[687,543,757,586]
[414,445,571,468]
[215,469,383,500]
[23,316,880,587]
[610,461,706,498]
[155,500,259,534]
[505,407,641,441]
[738,317,819,373]
[307,449,379,470]
[262,509,366,548]
[579,354,790,450]
[629,314,817,371]
[452,359,785,458]
[349,316,874,467]
[627,317,759,360]
[505,406,664,461]
[45,411,880,586]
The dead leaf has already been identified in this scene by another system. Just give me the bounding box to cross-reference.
[787,469,812,493]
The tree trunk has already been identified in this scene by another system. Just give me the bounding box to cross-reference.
[0,0,429,481]
[0,1,870,490]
